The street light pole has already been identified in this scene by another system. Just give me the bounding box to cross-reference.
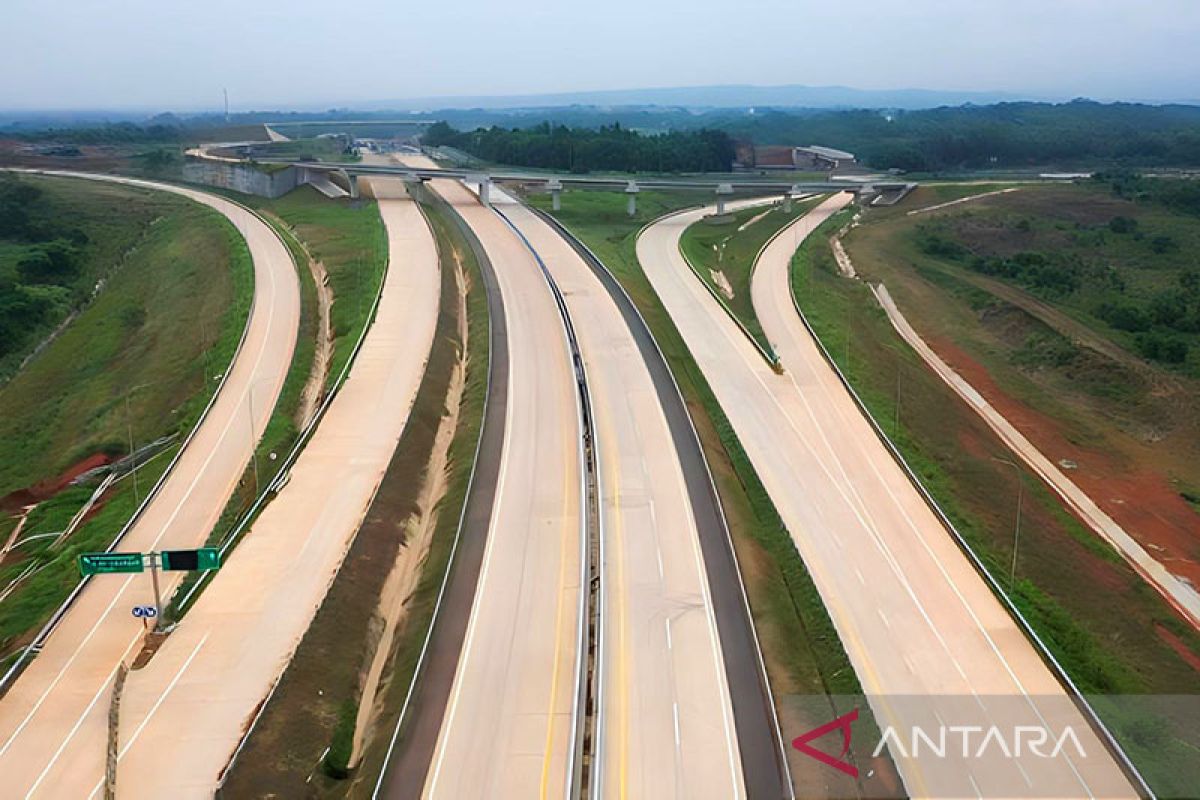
[992,456,1024,587]
[246,384,260,493]
[124,393,140,506]
[894,359,902,436]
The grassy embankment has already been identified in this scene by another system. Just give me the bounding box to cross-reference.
[0,175,252,661]
[678,196,822,359]
[528,188,893,795]
[168,186,385,617]
[219,184,489,796]
[795,195,1200,795]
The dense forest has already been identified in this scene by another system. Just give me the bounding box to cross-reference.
[7,100,1200,173]
[422,121,737,173]
[426,102,1200,173]
[0,175,92,369]
[722,101,1200,171]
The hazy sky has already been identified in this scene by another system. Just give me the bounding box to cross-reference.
[3,0,1198,110]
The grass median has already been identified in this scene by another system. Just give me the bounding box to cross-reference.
[167,187,386,617]
[529,187,894,797]
[678,195,822,358]
[219,183,488,797]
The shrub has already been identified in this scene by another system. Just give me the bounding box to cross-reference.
[1136,331,1189,363]
[1108,216,1139,234]
[1096,301,1151,333]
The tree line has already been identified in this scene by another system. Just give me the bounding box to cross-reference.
[722,101,1200,172]
[422,121,737,173]
[0,175,90,367]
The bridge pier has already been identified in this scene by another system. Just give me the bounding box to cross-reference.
[467,174,491,205]
[348,174,360,200]
[784,184,803,213]
[625,180,640,217]
[715,183,734,215]
[547,179,563,211]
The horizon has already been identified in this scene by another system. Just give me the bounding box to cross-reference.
[4,0,1198,111]
[2,81,1198,121]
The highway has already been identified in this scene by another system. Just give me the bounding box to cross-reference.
[90,174,439,797]
[495,193,749,799]
[638,196,1138,798]
[412,166,587,799]
[0,173,301,798]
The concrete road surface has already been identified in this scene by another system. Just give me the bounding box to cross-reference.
[637,197,1137,798]
[0,173,300,799]
[89,176,440,797]
[416,174,586,799]
[497,194,746,799]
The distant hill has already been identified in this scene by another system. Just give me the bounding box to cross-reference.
[378,83,1043,112]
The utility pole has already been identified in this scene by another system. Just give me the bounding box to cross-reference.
[223,88,230,122]
[200,314,214,387]
[893,358,902,436]
[124,393,141,506]
[246,384,260,493]
[992,457,1024,587]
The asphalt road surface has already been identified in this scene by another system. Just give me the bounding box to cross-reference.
[415,173,586,799]
[497,193,748,799]
[638,196,1136,799]
[0,173,301,799]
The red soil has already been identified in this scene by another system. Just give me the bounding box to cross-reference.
[0,453,113,513]
[1156,624,1200,673]
[927,335,1200,594]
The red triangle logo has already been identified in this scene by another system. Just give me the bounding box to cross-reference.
[791,707,859,778]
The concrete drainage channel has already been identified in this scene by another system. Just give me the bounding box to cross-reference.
[493,205,603,798]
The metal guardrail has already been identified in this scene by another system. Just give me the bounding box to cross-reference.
[0,172,268,695]
[534,204,796,799]
[783,213,1155,799]
[492,203,600,799]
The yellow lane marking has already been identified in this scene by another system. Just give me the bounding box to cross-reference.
[539,381,581,799]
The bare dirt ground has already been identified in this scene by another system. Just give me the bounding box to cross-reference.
[928,333,1200,592]
[710,268,735,299]
[838,211,1200,624]
[296,254,332,427]
[349,250,469,766]
[262,211,333,428]
[0,452,111,512]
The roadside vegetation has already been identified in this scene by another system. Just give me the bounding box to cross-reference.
[719,101,1200,172]
[679,195,822,358]
[169,185,385,617]
[850,180,1200,578]
[796,199,1200,795]
[0,174,252,662]
[220,184,489,797]
[529,187,898,797]
[424,121,737,173]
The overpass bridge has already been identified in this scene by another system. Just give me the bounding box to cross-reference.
[289,159,915,212]
[187,143,916,211]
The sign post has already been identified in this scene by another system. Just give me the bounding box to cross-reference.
[78,548,221,632]
[78,552,144,576]
[147,553,163,627]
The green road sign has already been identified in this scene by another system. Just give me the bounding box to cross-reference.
[78,552,144,576]
[160,547,221,572]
